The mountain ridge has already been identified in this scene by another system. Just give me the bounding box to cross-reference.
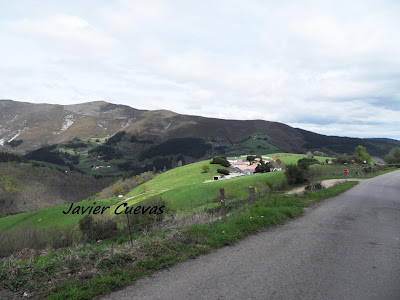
[0,99,399,157]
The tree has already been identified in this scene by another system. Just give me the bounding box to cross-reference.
[255,161,272,173]
[385,147,400,164]
[247,155,256,165]
[354,145,372,164]
[285,165,306,185]
[298,157,319,170]
[177,160,183,167]
[202,165,210,173]
[112,185,125,196]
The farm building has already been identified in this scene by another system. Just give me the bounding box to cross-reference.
[231,167,243,173]
[243,169,254,175]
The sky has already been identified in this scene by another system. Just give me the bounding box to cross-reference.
[1,0,399,139]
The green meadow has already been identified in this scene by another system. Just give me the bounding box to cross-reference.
[0,197,120,231]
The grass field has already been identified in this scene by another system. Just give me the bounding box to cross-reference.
[124,159,285,212]
[0,197,120,231]
[0,159,285,230]
[260,153,333,164]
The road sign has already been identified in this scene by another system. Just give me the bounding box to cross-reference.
[344,169,349,175]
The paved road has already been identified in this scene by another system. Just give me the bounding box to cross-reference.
[101,171,400,300]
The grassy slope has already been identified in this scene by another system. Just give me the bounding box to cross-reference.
[125,161,222,196]
[0,153,376,231]
[123,159,285,211]
[0,197,120,231]
[0,159,285,230]
[162,172,285,211]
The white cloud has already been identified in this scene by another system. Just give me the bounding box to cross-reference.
[0,0,399,139]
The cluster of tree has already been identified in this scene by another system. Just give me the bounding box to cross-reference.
[5,139,23,148]
[297,158,319,169]
[139,138,211,161]
[117,161,132,171]
[210,156,230,167]
[255,161,273,173]
[332,145,372,165]
[24,145,79,166]
[106,131,126,146]
[0,163,114,215]
[0,152,23,163]
[129,135,153,144]
[385,147,400,164]
[89,145,122,161]
[247,155,262,165]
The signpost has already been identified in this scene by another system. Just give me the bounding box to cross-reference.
[344,169,349,181]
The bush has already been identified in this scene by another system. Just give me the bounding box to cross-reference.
[112,185,125,196]
[305,181,324,191]
[385,147,400,164]
[217,168,230,175]
[124,196,170,233]
[210,156,230,167]
[285,165,306,185]
[202,165,210,173]
[79,215,119,241]
[255,161,272,173]
[297,158,319,170]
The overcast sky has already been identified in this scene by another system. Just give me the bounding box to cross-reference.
[1,0,399,139]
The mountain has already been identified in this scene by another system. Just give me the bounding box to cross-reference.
[1,100,399,158]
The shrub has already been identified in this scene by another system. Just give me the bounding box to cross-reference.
[255,162,272,173]
[297,158,319,170]
[202,165,210,173]
[285,165,306,185]
[124,196,171,233]
[79,215,119,241]
[305,181,324,191]
[112,185,125,196]
[210,156,230,167]
[217,168,230,175]
[385,147,400,164]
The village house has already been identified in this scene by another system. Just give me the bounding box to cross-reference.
[231,167,243,173]
[243,169,254,175]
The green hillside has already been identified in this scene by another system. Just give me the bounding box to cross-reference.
[0,197,120,231]
[0,158,286,230]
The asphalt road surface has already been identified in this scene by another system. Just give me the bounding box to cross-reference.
[101,170,400,300]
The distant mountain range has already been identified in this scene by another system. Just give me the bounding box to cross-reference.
[1,99,399,158]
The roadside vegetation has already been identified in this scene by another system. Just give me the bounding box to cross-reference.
[0,181,358,299]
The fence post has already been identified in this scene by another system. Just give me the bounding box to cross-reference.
[249,186,255,204]
[220,188,226,216]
